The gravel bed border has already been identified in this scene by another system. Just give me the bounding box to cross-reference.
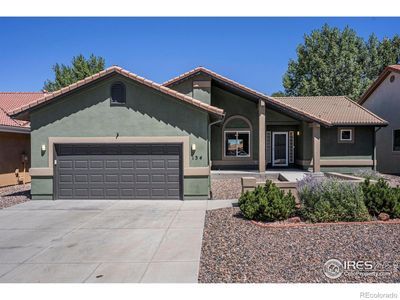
[251,219,400,228]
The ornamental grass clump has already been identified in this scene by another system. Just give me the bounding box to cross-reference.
[360,178,400,218]
[298,175,370,223]
[239,180,296,222]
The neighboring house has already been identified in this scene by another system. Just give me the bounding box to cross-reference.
[10,66,386,200]
[0,92,45,187]
[359,65,400,174]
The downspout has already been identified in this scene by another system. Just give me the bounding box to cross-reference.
[207,114,225,199]
[373,127,382,172]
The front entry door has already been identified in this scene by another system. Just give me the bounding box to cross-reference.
[272,132,288,167]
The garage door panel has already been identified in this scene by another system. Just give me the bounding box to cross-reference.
[59,188,73,197]
[90,160,103,169]
[151,160,165,169]
[120,160,134,169]
[136,160,150,169]
[152,174,166,183]
[55,143,182,200]
[75,188,89,198]
[59,160,73,170]
[105,160,119,169]
[136,174,150,183]
[74,174,89,183]
[90,188,104,198]
[167,188,180,197]
[90,174,103,183]
[59,174,73,183]
[120,174,135,183]
[167,160,179,169]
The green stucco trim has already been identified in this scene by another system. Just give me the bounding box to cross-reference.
[31,176,53,197]
[319,166,373,174]
[31,195,54,200]
[183,176,209,197]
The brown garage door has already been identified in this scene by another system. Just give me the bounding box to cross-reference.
[54,143,183,200]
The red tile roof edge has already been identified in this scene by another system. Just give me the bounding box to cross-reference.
[9,66,224,118]
[163,66,333,126]
[359,65,400,105]
[164,67,387,126]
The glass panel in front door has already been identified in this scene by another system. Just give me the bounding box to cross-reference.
[274,134,287,165]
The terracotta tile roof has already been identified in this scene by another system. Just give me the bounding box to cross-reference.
[164,67,386,126]
[163,67,332,126]
[0,92,45,129]
[10,66,224,120]
[274,96,387,126]
[359,65,400,104]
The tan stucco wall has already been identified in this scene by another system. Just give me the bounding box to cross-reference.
[363,72,400,174]
[0,132,31,187]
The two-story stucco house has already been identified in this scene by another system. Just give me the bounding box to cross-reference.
[359,65,400,174]
[10,66,387,200]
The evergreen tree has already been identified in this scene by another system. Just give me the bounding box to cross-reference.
[44,54,105,92]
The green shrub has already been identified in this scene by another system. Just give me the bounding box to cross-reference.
[360,178,400,218]
[239,180,296,221]
[298,175,370,223]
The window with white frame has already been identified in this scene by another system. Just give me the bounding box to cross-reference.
[393,129,400,151]
[224,131,250,157]
[338,128,354,143]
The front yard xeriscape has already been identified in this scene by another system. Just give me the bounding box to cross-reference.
[238,175,400,224]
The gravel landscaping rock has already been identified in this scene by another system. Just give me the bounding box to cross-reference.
[199,207,400,283]
[0,184,31,209]
[381,174,400,188]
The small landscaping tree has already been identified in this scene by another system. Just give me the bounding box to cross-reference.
[239,180,296,222]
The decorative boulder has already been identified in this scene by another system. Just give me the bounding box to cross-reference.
[378,213,390,221]
[287,216,301,223]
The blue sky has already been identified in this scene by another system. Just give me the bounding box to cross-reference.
[1,17,400,94]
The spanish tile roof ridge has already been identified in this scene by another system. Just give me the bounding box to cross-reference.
[163,66,334,125]
[359,64,400,104]
[0,91,45,94]
[9,66,224,117]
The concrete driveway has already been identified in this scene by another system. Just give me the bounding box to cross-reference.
[0,199,235,283]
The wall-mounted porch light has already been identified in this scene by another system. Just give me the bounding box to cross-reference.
[41,144,46,152]
[191,143,196,152]
[296,131,300,136]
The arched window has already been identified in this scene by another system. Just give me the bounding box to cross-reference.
[111,82,126,104]
[223,116,252,158]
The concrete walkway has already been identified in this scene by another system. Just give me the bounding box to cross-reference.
[0,199,235,283]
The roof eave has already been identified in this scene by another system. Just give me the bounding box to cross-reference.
[0,124,30,134]
[10,66,225,120]
[359,66,400,105]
